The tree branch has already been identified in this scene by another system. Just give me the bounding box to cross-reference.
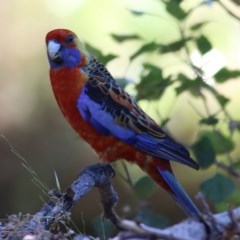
[0,163,119,239]
[1,163,240,240]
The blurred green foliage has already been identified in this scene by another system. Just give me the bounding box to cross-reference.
[0,0,240,237]
[133,176,156,198]
[91,0,240,231]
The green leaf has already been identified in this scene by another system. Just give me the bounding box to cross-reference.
[136,64,172,101]
[92,217,115,239]
[134,209,169,228]
[190,21,210,31]
[200,173,236,203]
[129,9,145,16]
[206,131,235,154]
[165,1,187,20]
[85,43,103,57]
[101,54,117,65]
[159,37,192,54]
[161,117,170,127]
[134,176,156,198]
[85,43,117,65]
[196,35,212,54]
[216,94,230,107]
[215,202,229,213]
[214,67,240,83]
[130,42,159,60]
[200,116,218,126]
[111,34,141,43]
[175,75,204,97]
[225,189,240,205]
[203,85,230,107]
[192,135,215,169]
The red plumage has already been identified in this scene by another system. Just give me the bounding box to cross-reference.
[46,29,200,218]
[50,67,171,181]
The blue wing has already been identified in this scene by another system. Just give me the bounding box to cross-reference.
[77,59,198,170]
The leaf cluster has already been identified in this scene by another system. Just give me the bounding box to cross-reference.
[90,0,240,225]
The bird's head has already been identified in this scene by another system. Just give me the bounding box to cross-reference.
[46,29,88,69]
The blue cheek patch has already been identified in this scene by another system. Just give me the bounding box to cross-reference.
[48,47,81,69]
[61,48,81,68]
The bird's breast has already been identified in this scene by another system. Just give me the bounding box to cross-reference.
[49,67,138,162]
[50,68,96,136]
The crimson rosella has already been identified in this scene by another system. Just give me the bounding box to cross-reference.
[45,29,201,218]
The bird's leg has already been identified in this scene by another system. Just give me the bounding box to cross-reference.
[97,173,120,225]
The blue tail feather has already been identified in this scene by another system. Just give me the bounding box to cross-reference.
[157,167,201,218]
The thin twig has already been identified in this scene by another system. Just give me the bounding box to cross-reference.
[218,0,240,21]
[215,161,240,180]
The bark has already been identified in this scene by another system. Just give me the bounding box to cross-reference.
[1,163,240,240]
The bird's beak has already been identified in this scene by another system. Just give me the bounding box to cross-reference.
[47,40,61,62]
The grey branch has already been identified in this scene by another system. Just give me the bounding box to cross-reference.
[1,163,240,240]
[112,206,240,240]
[0,163,119,239]
[28,163,119,231]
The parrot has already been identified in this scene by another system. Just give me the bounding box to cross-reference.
[45,28,201,219]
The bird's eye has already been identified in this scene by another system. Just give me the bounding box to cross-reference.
[66,35,74,43]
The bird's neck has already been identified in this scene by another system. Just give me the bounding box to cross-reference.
[50,67,87,131]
